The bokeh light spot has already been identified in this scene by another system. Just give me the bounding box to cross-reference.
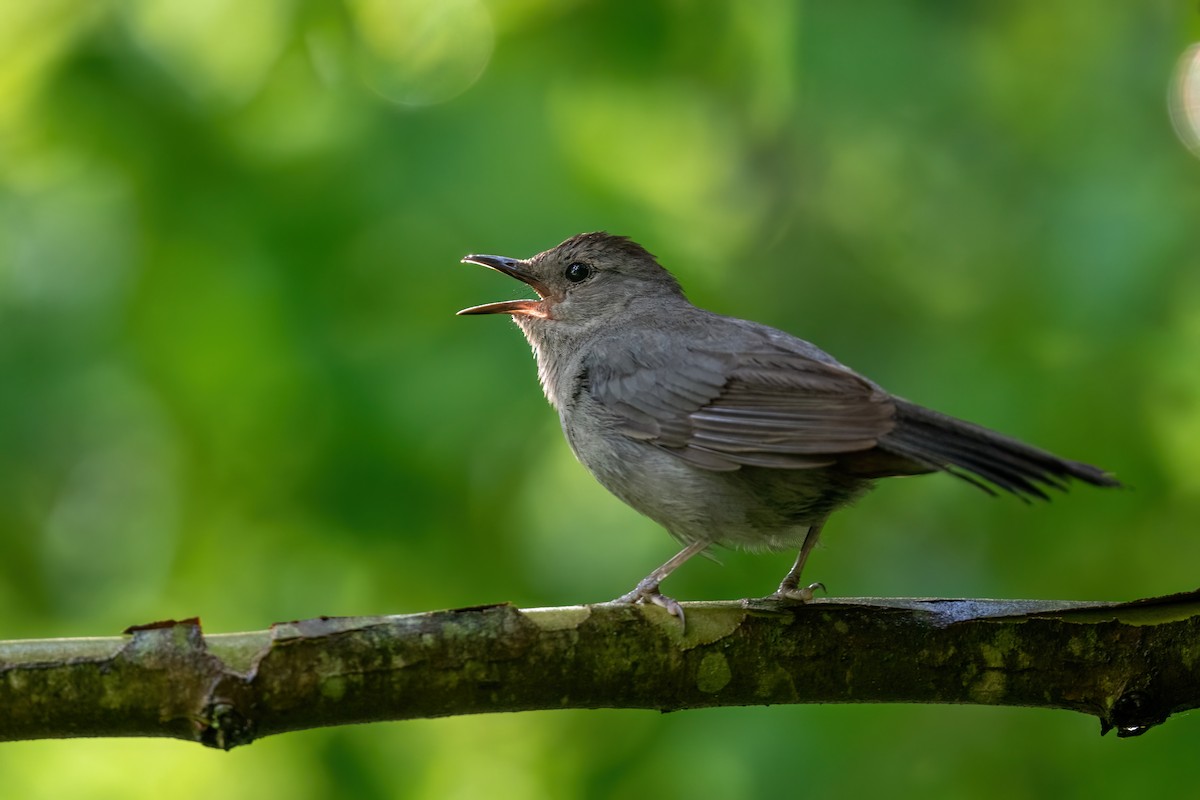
[124,0,290,107]
[1170,43,1200,156]
[349,0,494,107]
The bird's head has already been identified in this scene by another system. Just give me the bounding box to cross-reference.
[457,232,684,326]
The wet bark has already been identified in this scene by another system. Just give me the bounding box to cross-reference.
[3,591,1198,749]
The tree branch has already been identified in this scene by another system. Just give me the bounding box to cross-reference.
[3,590,1199,749]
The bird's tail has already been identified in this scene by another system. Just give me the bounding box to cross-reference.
[881,399,1121,501]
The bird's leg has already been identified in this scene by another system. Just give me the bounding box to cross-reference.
[771,522,826,602]
[612,540,710,622]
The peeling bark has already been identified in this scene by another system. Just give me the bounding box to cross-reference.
[3,591,1199,749]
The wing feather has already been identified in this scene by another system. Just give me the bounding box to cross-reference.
[588,344,896,471]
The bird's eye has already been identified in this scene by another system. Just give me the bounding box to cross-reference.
[564,262,593,283]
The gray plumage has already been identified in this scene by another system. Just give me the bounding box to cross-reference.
[459,232,1119,617]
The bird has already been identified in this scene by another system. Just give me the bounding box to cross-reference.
[458,232,1120,619]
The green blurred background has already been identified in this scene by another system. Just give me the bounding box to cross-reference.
[3,0,1200,796]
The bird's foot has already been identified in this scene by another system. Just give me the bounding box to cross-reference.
[612,580,686,626]
[769,581,826,604]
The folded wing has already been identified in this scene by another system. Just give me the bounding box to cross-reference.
[586,347,896,471]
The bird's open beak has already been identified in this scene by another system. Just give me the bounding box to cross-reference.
[457,254,551,317]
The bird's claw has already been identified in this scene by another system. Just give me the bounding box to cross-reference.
[612,583,686,627]
[770,581,826,603]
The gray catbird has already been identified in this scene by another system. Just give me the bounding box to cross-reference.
[459,232,1119,617]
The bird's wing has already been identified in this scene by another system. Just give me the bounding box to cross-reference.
[586,346,897,471]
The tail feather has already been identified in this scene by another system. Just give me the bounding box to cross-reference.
[881,400,1120,501]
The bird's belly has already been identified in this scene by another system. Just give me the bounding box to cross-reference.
[567,427,872,551]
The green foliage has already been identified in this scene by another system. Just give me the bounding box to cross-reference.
[1,0,1198,796]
